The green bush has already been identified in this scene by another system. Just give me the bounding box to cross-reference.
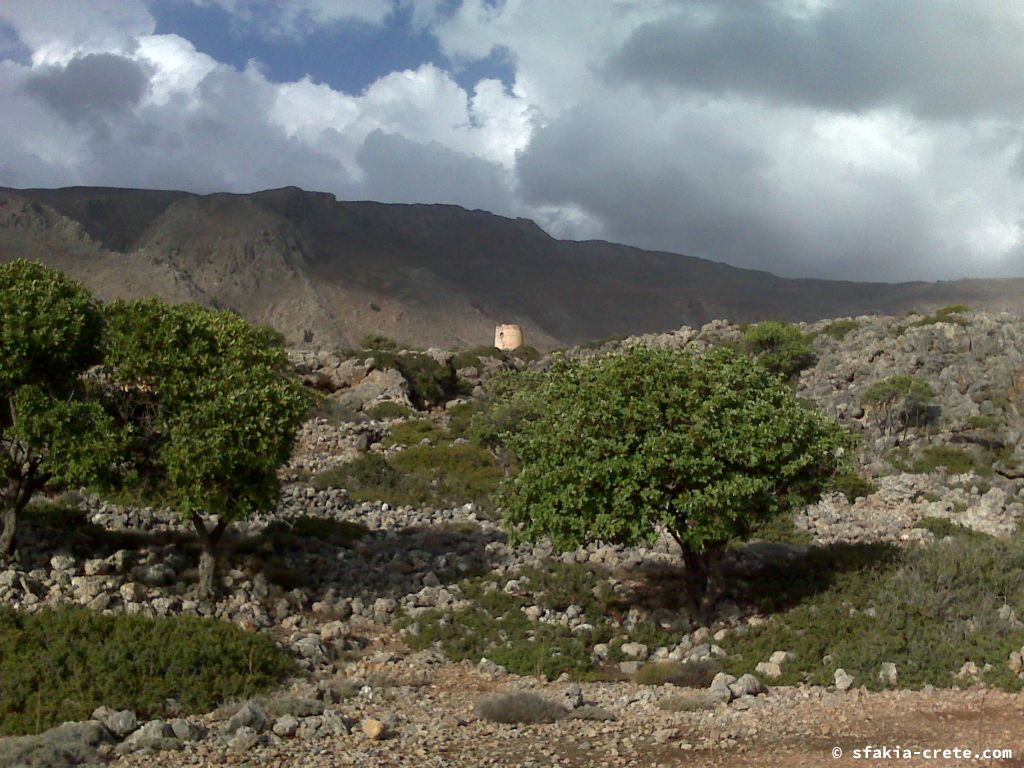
[366,401,414,420]
[358,334,398,350]
[818,319,861,341]
[511,345,542,363]
[384,418,448,447]
[741,321,816,380]
[968,414,1001,430]
[633,660,722,687]
[0,607,295,736]
[830,468,877,502]
[313,444,501,510]
[313,453,400,493]
[445,400,488,439]
[722,536,1024,690]
[912,305,971,327]
[914,445,979,475]
[452,346,506,371]
[914,516,988,540]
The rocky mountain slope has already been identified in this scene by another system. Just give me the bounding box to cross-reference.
[4,185,1024,350]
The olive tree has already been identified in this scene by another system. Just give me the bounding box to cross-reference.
[0,260,112,555]
[100,300,308,598]
[860,375,936,445]
[497,346,850,620]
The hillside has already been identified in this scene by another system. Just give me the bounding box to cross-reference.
[3,185,1024,349]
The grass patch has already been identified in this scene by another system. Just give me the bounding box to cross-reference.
[0,607,295,736]
[968,414,1002,430]
[722,537,1024,690]
[818,319,861,341]
[313,444,501,510]
[402,562,674,681]
[831,468,877,502]
[742,513,813,545]
[366,401,414,420]
[914,516,989,540]
[910,305,971,328]
[384,418,448,447]
[633,659,722,687]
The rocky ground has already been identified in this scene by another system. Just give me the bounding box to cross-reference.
[5,310,1024,766]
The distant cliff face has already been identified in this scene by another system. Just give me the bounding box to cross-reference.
[2,185,1023,350]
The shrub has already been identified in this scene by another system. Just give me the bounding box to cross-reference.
[968,414,1001,430]
[452,346,506,371]
[741,321,816,380]
[914,445,977,475]
[0,607,295,736]
[818,319,860,341]
[366,401,414,420]
[313,453,399,493]
[358,334,398,350]
[384,418,448,447]
[511,345,541,363]
[722,537,1024,690]
[633,660,722,687]
[830,468,877,502]
[497,346,849,620]
[475,693,567,724]
[658,691,722,712]
[912,305,971,327]
[914,516,988,540]
[446,400,488,439]
[313,444,501,510]
[861,375,936,442]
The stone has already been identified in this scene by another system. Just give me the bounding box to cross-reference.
[769,650,796,665]
[562,683,584,709]
[755,661,782,679]
[878,662,898,686]
[834,668,855,691]
[272,715,300,738]
[169,719,206,742]
[132,563,176,587]
[1008,650,1023,674]
[104,710,139,739]
[120,582,146,603]
[361,718,387,740]
[50,554,76,572]
[228,726,259,752]
[728,674,765,698]
[478,657,508,676]
[226,701,269,734]
[620,642,648,659]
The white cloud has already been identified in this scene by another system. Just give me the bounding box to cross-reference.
[186,0,394,37]
[2,0,1024,280]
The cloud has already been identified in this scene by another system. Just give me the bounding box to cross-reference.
[608,0,1024,121]
[0,0,154,63]
[185,0,394,37]
[357,128,518,214]
[1,0,1024,281]
[24,53,151,123]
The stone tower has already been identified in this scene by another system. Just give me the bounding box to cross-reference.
[494,324,524,351]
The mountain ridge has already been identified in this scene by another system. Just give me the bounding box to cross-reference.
[2,184,1023,349]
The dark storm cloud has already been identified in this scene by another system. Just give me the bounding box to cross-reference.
[23,53,150,122]
[357,129,518,215]
[609,0,1024,120]
[516,99,944,280]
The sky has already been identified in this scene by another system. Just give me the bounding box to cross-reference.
[2,1,1024,281]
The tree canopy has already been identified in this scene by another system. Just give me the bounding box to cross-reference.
[496,346,850,617]
[99,300,309,595]
[0,260,113,554]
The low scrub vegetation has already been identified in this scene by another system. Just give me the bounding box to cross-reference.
[0,607,295,736]
[633,659,721,687]
[741,321,816,380]
[818,319,860,341]
[722,536,1024,691]
[402,562,676,680]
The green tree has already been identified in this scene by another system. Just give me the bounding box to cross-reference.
[742,321,815,380]
[860,375,936,444]
[497,347,850,620]
[100,301,309,598]
[0,261,113,555]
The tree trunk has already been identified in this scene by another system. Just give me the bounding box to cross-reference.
[192,514,227,600]
[677,539,725,625]
[0,506,15,556]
